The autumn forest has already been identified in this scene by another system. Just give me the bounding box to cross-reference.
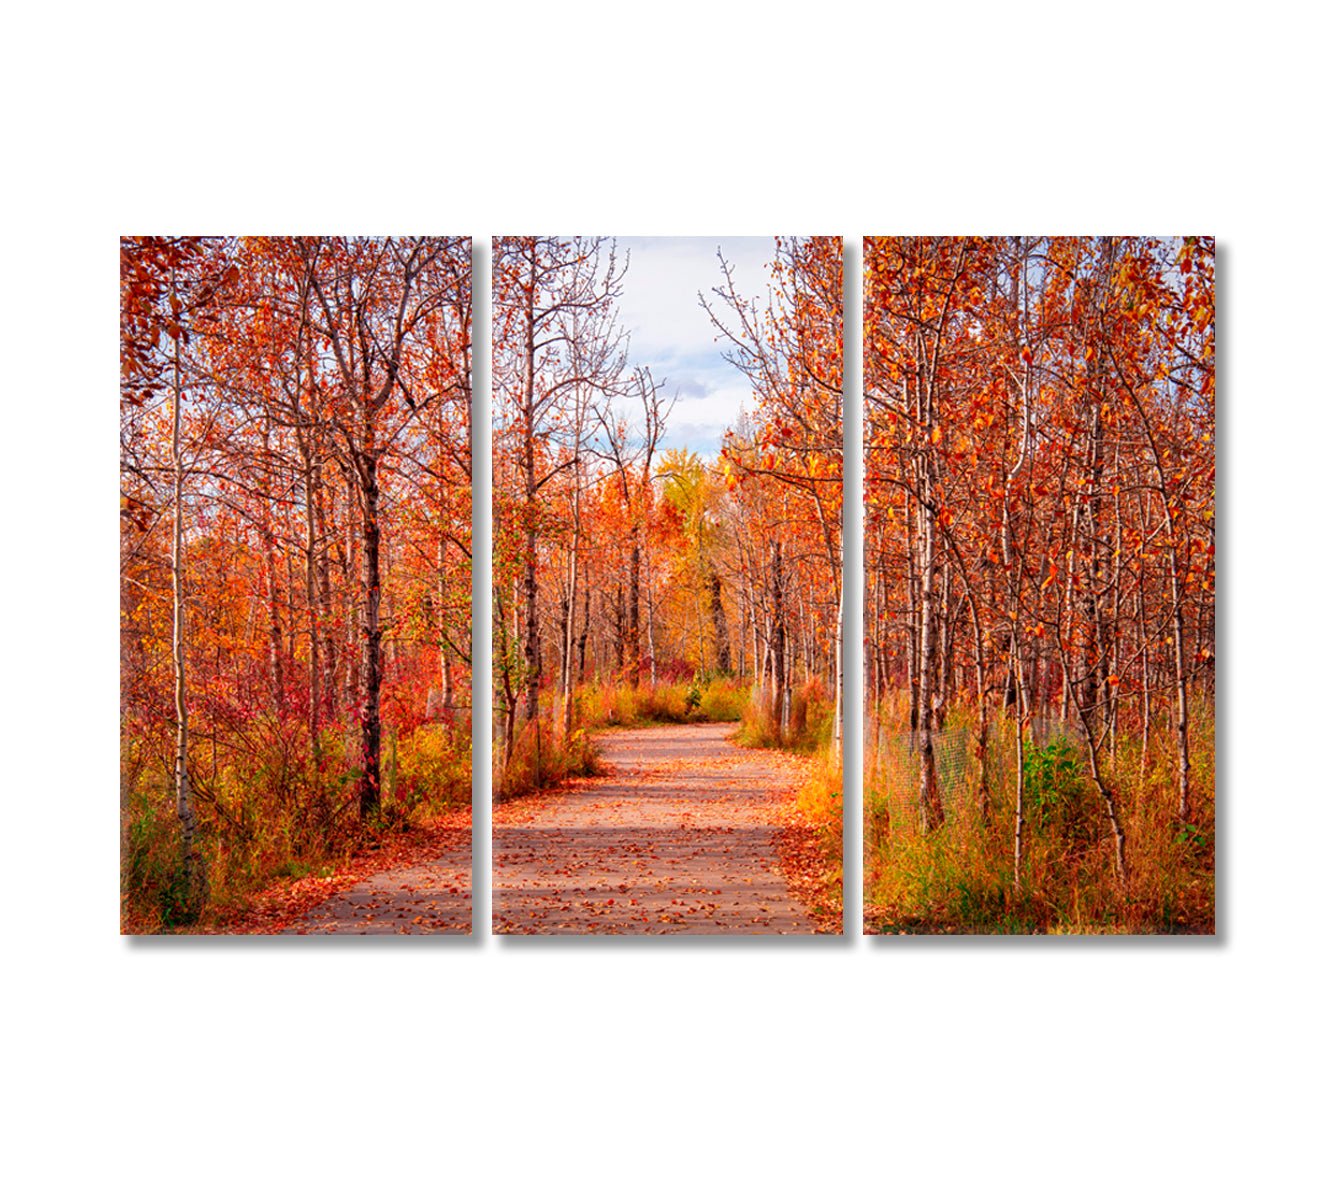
[119,234,1213,936]
[864,236,1215,932]
[489,236,845,933]
[490,241,843,757]
[120,237,473,930]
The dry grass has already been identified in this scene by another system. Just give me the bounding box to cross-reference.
[122,720,472,932]
[773,754,844,933]
[863,697,1215,934]
[492,717,604,803]
[491,678,749,803]
[738,678,835,755]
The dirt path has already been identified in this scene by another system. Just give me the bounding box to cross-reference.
[492,723,820,935]
[279,830,471,936]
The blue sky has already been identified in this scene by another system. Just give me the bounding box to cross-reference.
[612,236,775,458]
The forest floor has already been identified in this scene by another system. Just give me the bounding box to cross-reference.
[218,723,835,936]
[278,825,472,935]
[492,722,836,935]
[220,808,472,935]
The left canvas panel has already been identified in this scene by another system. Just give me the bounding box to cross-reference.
[120,237,473,934]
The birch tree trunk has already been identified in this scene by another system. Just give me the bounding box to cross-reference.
[522,249,541,728]
[832,583,843,756]
[261,416,284,713]
[916,455,944,832]
[170,290,207,923]
[560,449,583,740]
[300,432,322,758]
[772,541,786,734]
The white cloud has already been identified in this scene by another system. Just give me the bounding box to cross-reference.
[610,236,777,454]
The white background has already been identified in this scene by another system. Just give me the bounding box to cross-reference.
[6,2,1330,1197]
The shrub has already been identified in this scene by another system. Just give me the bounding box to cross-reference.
[1023,737,1098,846]
[636,683,690,724]
[699,677,746,721]
[121,783,200,930]
[393,724,472,814]
[573,677,747,729]
[799,759,844,862]
[578,682,640,728]
[493,719,604,802]
[863,698,1216,933]
[739,678,833,754]
[121,710,479,930]
[653,657,696,684]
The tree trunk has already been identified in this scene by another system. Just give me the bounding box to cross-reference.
[522,247,541,726]
[832,584,843,755]
[1012,699,1026,887]
[916,499,944,833]
[629,537,640,690]
[578,585,590,685]
[645,536,659,688]
[169,301,206,923]
[343,469,359,721]
[1168,544,1192,825]
[316,482,336,727]
[355,453,383,820]
[915,363,945,833]
[709,569,731,674]
[301,437,322,758]
[439,539,455,723]
[261,417,284,714]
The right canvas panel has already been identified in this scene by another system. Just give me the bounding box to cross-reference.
[863,236,1215,934]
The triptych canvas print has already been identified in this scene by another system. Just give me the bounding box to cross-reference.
[120,235,1215,936]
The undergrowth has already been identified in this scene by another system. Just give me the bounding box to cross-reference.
[795,756,844,924]
[579,675,749,729]
[121,718,472,933]
[737,678,835,755]
[492,676,750,802]
[863,697,1215,933]
[492,719,604,803]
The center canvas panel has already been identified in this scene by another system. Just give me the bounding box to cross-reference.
[490,236,843,935]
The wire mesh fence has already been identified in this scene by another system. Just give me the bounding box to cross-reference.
[866,718,1078,818]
